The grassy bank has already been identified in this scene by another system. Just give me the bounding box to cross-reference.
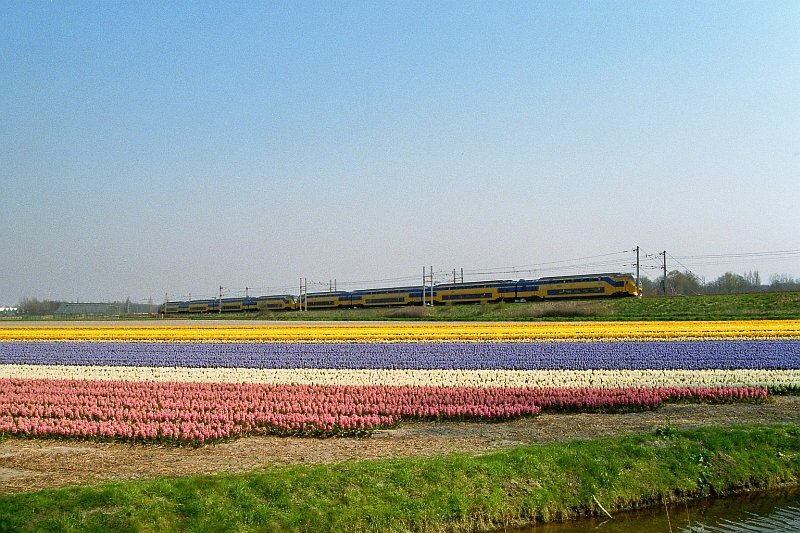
[248,291,800,321]
[2,424,798,532]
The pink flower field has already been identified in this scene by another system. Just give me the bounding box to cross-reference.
[0,378,767,443]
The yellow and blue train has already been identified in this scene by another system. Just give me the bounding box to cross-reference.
[160,272,638,314]
[161,294,296,314]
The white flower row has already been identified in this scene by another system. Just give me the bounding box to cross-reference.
[2,364,799,390]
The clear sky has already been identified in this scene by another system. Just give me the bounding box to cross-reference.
[2,1,799,305]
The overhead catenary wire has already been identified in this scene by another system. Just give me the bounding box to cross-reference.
[300,247,797,292]
[667,253,699,279]
[668,249,800,270]
[674,249,800,259]
[464,250,632,276]
[164,247,797,302]
[201,251,641,299]
[664,252,704,296]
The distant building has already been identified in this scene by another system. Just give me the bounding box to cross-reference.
[0,306,18,316]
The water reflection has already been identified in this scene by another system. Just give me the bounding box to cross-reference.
[505,488,800,533]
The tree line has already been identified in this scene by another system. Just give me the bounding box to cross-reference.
[640,271,800,296]
[15,298,153,316]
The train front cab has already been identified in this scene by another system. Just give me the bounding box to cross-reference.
[613,274,639,297]
[538,274,636,299]
[597,273,638,297]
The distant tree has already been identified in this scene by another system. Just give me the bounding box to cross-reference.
[640,271,702,296]
[707,272,751,294]
[666,270,704,295]
[639,276,657,296]
[743,270,762,290]
[642,270,797,296]
[641,274,671,296]
[769,274,800,291]
[17,298,65,316]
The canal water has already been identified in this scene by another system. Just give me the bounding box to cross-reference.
[507,488,800,532]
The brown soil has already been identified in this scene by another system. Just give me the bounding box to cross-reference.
[2,396,799,495]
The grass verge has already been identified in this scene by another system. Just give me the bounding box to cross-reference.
[1,424,799,532]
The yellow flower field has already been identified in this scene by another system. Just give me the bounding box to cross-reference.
[1,320,799,342]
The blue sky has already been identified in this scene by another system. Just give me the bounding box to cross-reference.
[1,1,798,304]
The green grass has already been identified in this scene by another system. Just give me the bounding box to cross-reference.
[2,424,799,532]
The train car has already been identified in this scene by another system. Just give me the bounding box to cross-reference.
[222,296,290,312]
[433,280,516,304]
[188,299,214,313]
[304,291,349,309]
[242,297,259,312]
[162,302,181,314]
[508,280,542,302]
[220,297,246,312]
[339,291,362,308]
[536,273,637,299]
[353,285,424,307]
[256,295,297,311]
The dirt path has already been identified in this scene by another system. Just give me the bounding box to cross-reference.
[2,396,799,495]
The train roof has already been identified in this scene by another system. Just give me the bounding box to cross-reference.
[535,272,633,281]
[305,291,350,297]
[350,285,425,293]
[433,280,514,288]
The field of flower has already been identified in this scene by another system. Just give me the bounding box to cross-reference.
[2,320,800,342]
[1,320,798,444]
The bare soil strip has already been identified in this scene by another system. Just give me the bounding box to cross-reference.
[2,396,799,494]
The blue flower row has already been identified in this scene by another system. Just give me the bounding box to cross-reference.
[1,340,799,370]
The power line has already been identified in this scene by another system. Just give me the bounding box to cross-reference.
[665,252,703,296]
[328,274,421,287]
[673,249,800,259]
[164,247,797,301]
[464,250,632,275]
[667,252,699,278]
[207,252,638,298]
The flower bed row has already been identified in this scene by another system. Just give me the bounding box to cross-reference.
[1,321,797,445]
[0,378,767,443]
[3,340,797,370]
[2,320,800,342]
[3,365,799,392]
